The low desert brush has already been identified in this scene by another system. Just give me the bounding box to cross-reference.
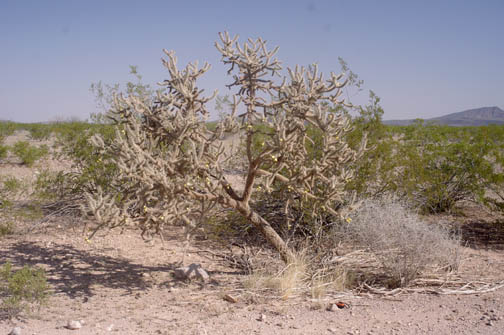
[0,262,51,320]
[341,198,461,287]
[11,141,48,167]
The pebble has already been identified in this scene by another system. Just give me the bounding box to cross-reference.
[66,320,82,330]
[258,314,266,322]
[327,304,339,312]
[173,263,209,282]
[8,327,21,335]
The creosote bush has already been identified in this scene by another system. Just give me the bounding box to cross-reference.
[342,199,461,287]
[341,99,504,214]
[11,141,48,167]
[0,262,50,320]
[0,144,7,161]
[85,32,367,264]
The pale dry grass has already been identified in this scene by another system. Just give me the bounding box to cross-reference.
[342,198,462,287]
[243,252,307,299]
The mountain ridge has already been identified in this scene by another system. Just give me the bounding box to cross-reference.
[384,106,504,126]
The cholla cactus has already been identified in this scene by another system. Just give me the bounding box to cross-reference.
[85,32,367,264]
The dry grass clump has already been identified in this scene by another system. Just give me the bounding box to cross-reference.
[243,253,307,300]
[342,199,461,287]
[242,249,350,301]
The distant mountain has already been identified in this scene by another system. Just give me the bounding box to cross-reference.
[384,106,504,126]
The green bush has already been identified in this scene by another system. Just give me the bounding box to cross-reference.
[0,221,15,237]
[11,141,48,167]
[2,176,24,194]
[339,96,504,214]
[0,144,7,161]
[26,124,53,141]
[344,91,399,198]
[0,262,50,319]
[53,122,119,196]
[0,121,18,139]
[395,122,496,213]
[0,176,24,213]
[35,68,155,206]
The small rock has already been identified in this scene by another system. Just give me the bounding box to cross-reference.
[8,327,21,335]
[258,314,266,322]
[66,320,82,330]
[107,324,114,331]
[327,328,337,333]
[486,321,493,326]
[173,263,209,282]
[327,304,338,312]
[223,294,238,303]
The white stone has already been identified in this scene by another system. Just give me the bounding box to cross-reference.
[66,320,82,330]
[8,327,21,335]
[174,263,209,282]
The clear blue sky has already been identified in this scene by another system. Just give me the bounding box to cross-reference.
[1,0,503,122]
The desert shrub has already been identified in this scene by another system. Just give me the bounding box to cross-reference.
[24,121,119,215]
[0,221,15,237]
[480,126,504,213]
[244,254,308,299]
[26,124,53,141]
[0,176,26,208]
[344,110,504,213]
[84,32,367,263]
[344,91,400,198]
[2,176,24,194]
[0,262,50,320]
[30,71,152,212]
[0,144,8,161]
[45,67,153,202]
[53,122,118,194]
[342,199,461,287]
[33,170,71,201]
[395,122,496,213]
[10,141,48,167]
[0,121,17,139]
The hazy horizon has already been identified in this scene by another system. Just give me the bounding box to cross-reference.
[1,0,503,123]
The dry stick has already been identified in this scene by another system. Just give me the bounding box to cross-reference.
[363,280,504,296]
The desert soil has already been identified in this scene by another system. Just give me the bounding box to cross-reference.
[1,131,504,335]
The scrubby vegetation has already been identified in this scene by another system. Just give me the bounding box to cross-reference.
[1,33,504,307]
[340,199,461,287]
[0,262,50,320]
[10,141,48,167]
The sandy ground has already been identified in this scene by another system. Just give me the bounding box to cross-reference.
[1,223,503,335]
[1,131,504,334]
